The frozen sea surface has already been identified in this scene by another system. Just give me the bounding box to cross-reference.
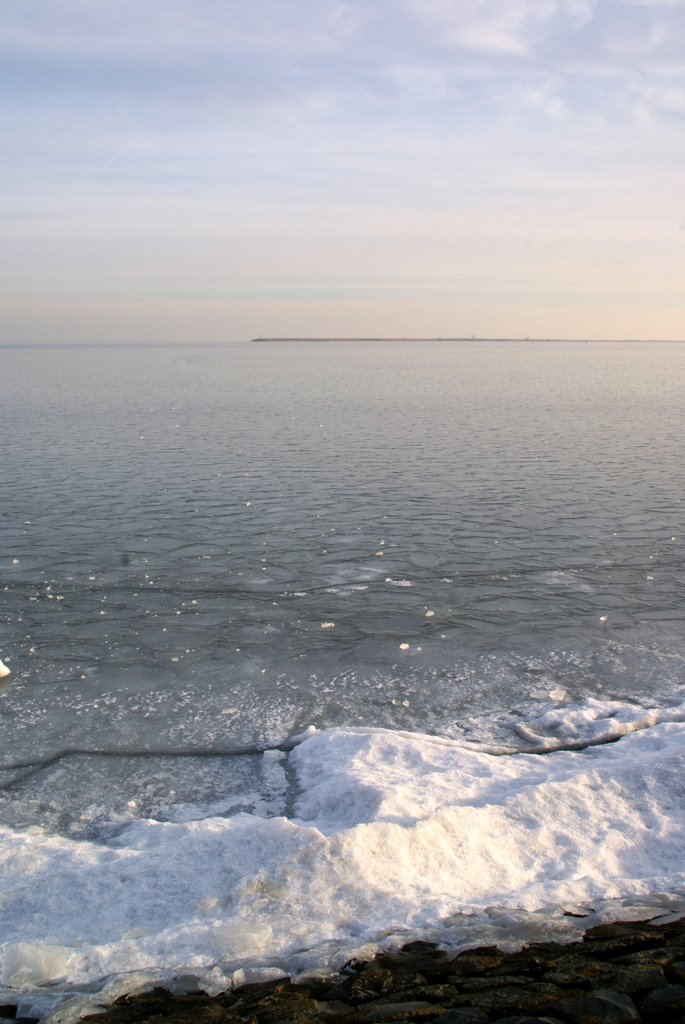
[4,703,685,1021]
[1,339,684,1017]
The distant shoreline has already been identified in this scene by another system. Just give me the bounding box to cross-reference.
[1,337,683,349]
[251,336,683,344]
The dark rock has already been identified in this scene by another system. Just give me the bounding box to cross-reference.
[435,1011,488,1024]
[584,923,658,942]
[490,947,563,979]
[450,947,509,977]
[353,1000,444,1022]
[80,916,685,1024]
[370,973,430,999]
[589,962,667,993]
[493,1018,565,1024]
[613,946,673,969]
[450,983,578,1018]
[316,1001,355,1017]
[377,945,452,980]
[83,988,231,1024]
[665,959,685,984]
[555,989,640,1023]
[639,982,685,1021]
[368,986,458,1006]
[0,1008,17,1020]
[543,954,618,989]
[545,954,666,994]
[233,977,291,1000]
[316,977,354,1003]
[664,942,685,957]
[454,976,531,993]
[401,943,447,958]
[581,923,665,960]
[351,966,396,1002]
[232,985,323,1023]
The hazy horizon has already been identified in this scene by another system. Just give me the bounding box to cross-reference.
[3,336,684,348]
[2,0,685,344]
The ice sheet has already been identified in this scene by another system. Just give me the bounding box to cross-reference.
[2,698,685,1017]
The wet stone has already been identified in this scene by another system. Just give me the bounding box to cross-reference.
[451,947,509,977]
[312,1001,355,1018]
[376,945,452,980]
[543,954,617,989]
[555,989,640,1023]
[451,983,577,1018]
[493,1017,565,1024]
[353,1000,444,1022]
[239,993,324,1023]
[490,947,562,979]
[639,982,685,1020]
[378,973,433,993]
[454,976,531,993]
[435,1011,488,1024]
[613,947,674,970]
[546,955,667,994]
[232,978,292,1002]
[351,966,396,1001]
[316,977,355,1003]
[588,962,667,994]
[581,924,665,960]
[665,959,685,984]
[83,988,233,1024]
[80,916,685,1024]
[368,985,459,1006]
[660,938,685,961]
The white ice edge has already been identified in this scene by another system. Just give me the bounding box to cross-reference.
[3,695,685,1020]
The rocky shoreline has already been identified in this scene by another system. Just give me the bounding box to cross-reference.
[8,916,682,1024]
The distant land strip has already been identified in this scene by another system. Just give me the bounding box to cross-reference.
[251,336,683,343]
[251,336,493,342]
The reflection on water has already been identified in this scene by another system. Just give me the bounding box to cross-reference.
[1,340,684,767]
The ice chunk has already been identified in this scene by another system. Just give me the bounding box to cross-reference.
[0,942,80,986]
[2,699,685,1006]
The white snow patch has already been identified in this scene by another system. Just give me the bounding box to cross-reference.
[2,698,685,1010]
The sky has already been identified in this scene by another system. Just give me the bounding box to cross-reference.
[2,0,685,343]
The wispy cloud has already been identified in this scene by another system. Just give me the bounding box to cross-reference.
[0,0,379,76]
[382,64,456,102]
[402,0,597,57]
[639,82,685,116]
[3,0,685,341]
[623,0,685,7]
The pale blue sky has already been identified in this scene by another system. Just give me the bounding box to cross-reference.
[2,0,685,341]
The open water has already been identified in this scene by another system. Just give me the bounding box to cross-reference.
[1,339,685,1019]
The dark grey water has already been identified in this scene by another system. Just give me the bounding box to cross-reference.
[2,339,685,833]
